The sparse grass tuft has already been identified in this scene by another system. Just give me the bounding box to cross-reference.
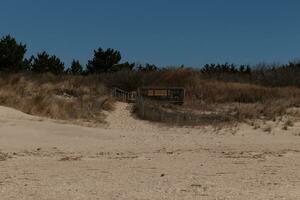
[282,119,294,131]
[285,119,294,127]
[263,125,272,133]
[282,125,288,131]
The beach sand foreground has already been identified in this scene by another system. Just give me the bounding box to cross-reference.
[0,103,300,199]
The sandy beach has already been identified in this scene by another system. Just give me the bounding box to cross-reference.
[1,102,300,200]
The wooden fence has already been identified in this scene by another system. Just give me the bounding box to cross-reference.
[137,87,185,105]
[112,87,185,104]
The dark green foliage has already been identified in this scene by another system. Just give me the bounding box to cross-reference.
[198,61,300,87]
[200,63,251,74]
[250,62,300,87]
[199,63,252,83]
[136,63,159,72]
[31,52,65,75]
[22,57,33,72]
[66,60,83,75]
[0,35,27,73]
[2,34,300,90]
[86,48,121,73]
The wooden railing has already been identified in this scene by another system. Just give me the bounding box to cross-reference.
[111,88,136,102]
[137,87,185,105]
[112,87,185,105]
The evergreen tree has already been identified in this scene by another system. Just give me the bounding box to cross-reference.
[68,59,83,75]
[31,51,65,75]
[0,35,27,73]
[137,63,159,72]
[86,48,121,73]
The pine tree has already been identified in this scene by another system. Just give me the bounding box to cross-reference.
[0,35,27,73]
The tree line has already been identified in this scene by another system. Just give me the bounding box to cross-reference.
[0,34,254,75]
[0,35,159,75]
[1,34,300,84]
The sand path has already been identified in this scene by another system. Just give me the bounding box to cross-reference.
[0,103,300,199]
[104,102,160,132]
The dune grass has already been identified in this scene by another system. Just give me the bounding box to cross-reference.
[1,69,300,126]
[0,73,113,123]
[134,71,300,126]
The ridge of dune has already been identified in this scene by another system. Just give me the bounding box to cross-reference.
[0,106,39,121]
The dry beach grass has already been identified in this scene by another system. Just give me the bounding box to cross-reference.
[0,73,113,123]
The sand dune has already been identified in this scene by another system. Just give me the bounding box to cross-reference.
[0,103,300,199]
[0,106,39,120]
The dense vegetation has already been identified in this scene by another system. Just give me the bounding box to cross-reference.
[0,34,300,126]
[1,34,300,88]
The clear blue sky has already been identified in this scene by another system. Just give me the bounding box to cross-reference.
[1,0,299,67]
